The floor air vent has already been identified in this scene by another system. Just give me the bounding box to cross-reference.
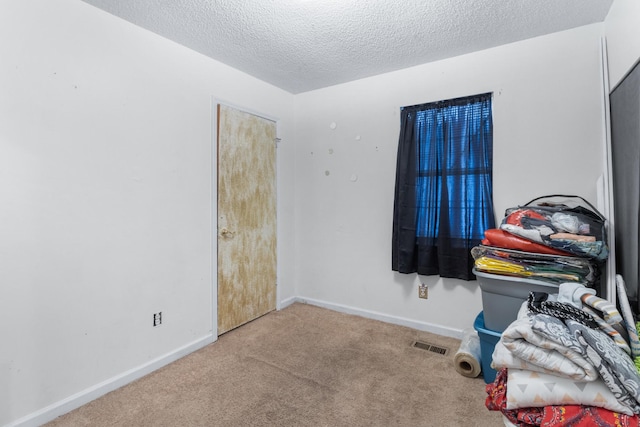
[412,340,449,356]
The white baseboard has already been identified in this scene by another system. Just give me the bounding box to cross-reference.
[294,297,463,339]
[277,295,298,310]
[8,334,216,427]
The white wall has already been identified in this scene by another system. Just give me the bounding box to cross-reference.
[293,24,606,336]
[0,1,295,426]
[605,0,640,89]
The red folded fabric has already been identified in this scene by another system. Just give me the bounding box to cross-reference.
[482,228,573,256]
[485,368,640,427]
[505,209,548,227]
[540,405,640,426]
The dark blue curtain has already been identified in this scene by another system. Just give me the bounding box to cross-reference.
[392,93,495,280]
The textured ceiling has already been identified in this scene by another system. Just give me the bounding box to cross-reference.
[80,0,613,94]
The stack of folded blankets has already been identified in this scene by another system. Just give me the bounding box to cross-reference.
[472,197,608,289]
[485,279,640,426]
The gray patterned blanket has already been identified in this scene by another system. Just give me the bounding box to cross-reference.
[492,310,640,413]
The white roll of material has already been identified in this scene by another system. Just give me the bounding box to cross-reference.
[454,328,482,378]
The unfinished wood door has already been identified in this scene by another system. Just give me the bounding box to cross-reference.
[217,104,277,335]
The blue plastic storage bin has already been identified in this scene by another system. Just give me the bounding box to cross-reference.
[473,311,501,384]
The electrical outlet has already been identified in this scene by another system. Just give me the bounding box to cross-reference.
[418,284,428,299]
[153,312,162,327]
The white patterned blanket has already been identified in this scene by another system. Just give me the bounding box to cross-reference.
[492,310,640,413]
[492,314,599,381]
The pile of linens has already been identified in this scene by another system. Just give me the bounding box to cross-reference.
[472,195,608,288]
[485,278,640,426]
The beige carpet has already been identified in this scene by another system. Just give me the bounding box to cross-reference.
[46,303,503,426]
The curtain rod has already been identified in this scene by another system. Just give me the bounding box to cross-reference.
[402,92,492,111]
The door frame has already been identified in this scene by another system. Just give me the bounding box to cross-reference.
[210,97,281,339]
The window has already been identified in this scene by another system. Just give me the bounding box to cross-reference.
[392,93,495,280]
